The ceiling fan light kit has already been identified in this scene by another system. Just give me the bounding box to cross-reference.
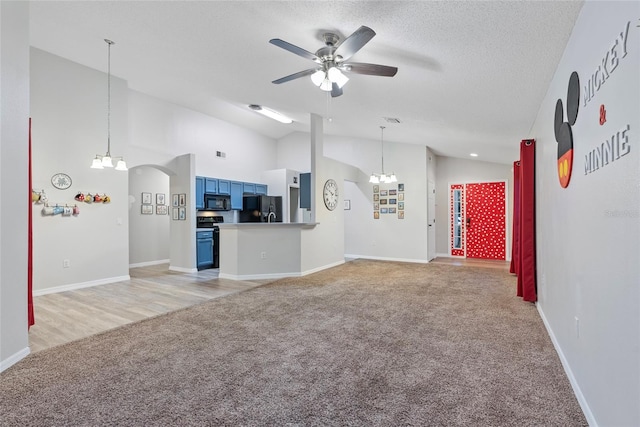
[270,25,398,97]
[91,39,127,171]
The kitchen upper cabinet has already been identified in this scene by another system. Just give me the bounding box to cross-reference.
[243,182,256,194]
[205,178,218,194]
[300,172,311,209]
[255,184,267,195]
[196,177,205,209]
[230,181,244,210]
[218,179,231,195]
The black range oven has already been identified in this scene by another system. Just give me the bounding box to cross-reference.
[196,215,223,268]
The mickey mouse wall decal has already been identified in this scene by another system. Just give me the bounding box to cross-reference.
[554,71,580,188]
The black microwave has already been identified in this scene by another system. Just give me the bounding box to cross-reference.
[203,194,230,211]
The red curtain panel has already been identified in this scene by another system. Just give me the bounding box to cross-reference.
[509,161,521,274]
[515,139,537,302]
[28,118,34,328]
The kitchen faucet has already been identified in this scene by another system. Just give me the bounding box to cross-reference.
[267,211,276,223]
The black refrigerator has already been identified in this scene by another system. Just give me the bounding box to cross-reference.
[239,195,283,223]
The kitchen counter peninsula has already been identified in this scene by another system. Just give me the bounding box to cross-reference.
[217,222,319,280]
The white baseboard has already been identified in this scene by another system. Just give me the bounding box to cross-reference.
[0,346,30,373]
[536,303,596,427]
[129,259,170,268]
[33,275,131,296]
[344,254,429,264]
[169,265,198,274]
[218,260,347,281]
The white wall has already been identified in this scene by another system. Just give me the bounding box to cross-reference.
[128,166,170,266]
[434,156,512,257]
[128,91,277,183]
[30,48,130,294]
[0,1,30,372]
[532,2,639,426]
[278,130,431,262]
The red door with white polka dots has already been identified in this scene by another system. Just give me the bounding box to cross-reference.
[450,182,506,260]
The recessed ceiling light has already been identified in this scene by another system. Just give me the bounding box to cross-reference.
[248,104,292,124]
[470,153,479,157]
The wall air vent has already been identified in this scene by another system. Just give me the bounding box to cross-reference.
[216,151,226,158]
[384,117,401,124]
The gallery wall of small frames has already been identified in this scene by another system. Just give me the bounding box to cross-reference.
[140,192,188,220]
[373,183,405,219]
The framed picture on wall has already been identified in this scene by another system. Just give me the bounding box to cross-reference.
[373,185,379,193]
[374,211,380,219]
[141,205,153,215]
[141,192,152,205]
[398,183,405,192]
[172,194,179,207]
[389,189,397,196]
[373,194,379,201]
[178,207,186,220]
[156,205,168,215]
[380,190,388,196]
[344,200,351,210]
[374,203,379,210]
[381,208,388,214]
[398,193,404,201]
[172,208,179,220]
[156,193,165,205]
[398,202,404,210]
[179,194,186,206]
[398,211,405,219]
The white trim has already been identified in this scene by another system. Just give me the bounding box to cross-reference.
[0,347,30,373]
[536,303,596,427]
[129,259,170,268]
[344,254,429,264]
[33,275,131,296]
[218,260,346,281]
[169,265,198,273]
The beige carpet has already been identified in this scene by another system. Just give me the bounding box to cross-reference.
[0,260,586,426]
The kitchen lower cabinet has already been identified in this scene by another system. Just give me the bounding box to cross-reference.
[196,231,214,270]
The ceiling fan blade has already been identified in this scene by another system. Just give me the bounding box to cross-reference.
[334,26,376,61]
[331,83,343,98]
[341,62,398,77]
[272,68,318,84]
[269,38,322,63]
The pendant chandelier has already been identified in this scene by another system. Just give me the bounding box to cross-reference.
[91,39,127,171]
[369,126,397,184]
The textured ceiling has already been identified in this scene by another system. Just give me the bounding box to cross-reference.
[28,1,584,165]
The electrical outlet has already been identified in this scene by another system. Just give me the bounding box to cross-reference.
[575,316,580,338]
[260,251,267,259]
[63,259,71,268]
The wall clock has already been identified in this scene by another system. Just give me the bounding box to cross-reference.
[323,179,339,211]
[51,173,72,190]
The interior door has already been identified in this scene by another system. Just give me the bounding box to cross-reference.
[465,182,506,260]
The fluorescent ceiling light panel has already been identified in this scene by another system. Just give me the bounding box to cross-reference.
[248,104,292,124]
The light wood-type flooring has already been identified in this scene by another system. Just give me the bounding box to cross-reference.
[29,264,274,353]
[29,257,508,353]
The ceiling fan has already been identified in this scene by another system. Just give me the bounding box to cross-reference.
[269,25,398,97]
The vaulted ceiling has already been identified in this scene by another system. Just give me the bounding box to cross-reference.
[28,1,583,164]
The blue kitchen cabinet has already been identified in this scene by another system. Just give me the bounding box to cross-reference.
[300,172,311,209]
[243,182,256,194]
[196,231,214,270]
[255,184,267,195]
[195,176,205,209]
[205,178,218,194]
[230,181,244,210]
[217,179,231,195]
